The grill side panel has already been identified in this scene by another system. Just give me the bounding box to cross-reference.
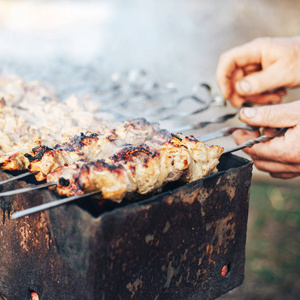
[87,155,252,300]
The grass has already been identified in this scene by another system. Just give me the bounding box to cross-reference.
[220,182,300,300]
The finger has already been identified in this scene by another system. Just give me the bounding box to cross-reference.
[262,127,278,136]
[244,90,285,104]
[228,68,285,107]
[231,129,261,157]
[228,68,246,107]
[253,159,300,173]
[232,128,260,142]
[244,64,262,74]
[269,172,300,179]
[231,128,299,163]
[234,64,287,96]
[239,101,300,128]
[216,42,263,99]
[229,90,285,107]
[230,92,246,107]
[232,131,280,161]
[231,129,261,156]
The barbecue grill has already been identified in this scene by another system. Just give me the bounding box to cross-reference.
[0,153,252,300]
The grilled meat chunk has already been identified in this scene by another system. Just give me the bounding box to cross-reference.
[0,74,117,170]
[27,118,172,181]
[47,134,223,202]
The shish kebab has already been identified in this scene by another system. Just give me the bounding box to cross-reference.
[11,126,288,220]
[1,109,287,202]
[27,123,287,202]
[0,74,282,205]
[0,118,224,202]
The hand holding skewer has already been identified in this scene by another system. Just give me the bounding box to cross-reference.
[216,36,300,179]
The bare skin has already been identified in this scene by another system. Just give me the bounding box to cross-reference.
[216,37,300,178]
[216,36,300,107]
[233,102,300,179]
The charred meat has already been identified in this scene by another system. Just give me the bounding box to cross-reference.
[47,133,223,201]
[26,119,172,181]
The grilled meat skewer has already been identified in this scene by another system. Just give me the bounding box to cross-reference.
[46,134,223,202]
[25,119,172,181]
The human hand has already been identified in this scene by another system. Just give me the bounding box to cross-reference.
[232,101,300,179]
[216,36,300,107]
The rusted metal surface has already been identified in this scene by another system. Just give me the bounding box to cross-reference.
[0,154,252,300]
[0,174,89,300]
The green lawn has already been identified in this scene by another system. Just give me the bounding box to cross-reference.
[220,182,300,300]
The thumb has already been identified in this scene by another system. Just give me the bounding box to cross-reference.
[239,101,300,128]
[235,64,284,96]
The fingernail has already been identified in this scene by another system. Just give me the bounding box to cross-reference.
[237,80,251,94]
[241,107,256,119]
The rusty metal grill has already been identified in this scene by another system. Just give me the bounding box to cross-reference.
[0,154,252,300]
[0,69,256,300]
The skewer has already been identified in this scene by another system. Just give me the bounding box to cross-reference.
[223,128,288,154]
[174,103,252,132]
[0,171,35,186]
[143,83,216,120]
[11,191,101,219]
[153,85,215,120]
[8,128,289,219]
[174,110,239,132]
[157,104,211,121]
[0,182,56,197]
[197,124,258,142]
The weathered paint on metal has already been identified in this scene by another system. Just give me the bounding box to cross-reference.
[86,154,252,299]
[0,154,252,300]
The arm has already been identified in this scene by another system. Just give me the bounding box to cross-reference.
[232,101,300,179]
[216,36,300,107]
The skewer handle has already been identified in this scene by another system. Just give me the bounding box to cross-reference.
[223,128,288,154]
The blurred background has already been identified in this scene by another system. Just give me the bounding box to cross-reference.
[0,0,300,299]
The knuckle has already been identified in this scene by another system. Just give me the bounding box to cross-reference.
[283,150,300,164]
[216,72,225,85]
[231,97,243,108]
[247,148,259,160]
[261,105,273,125]
[252,37,263,45]
[252,37,270,47]
[218,52,230,66]
[219,52,227,61]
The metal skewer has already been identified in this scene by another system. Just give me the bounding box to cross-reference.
[9,128,289,219]
[174,102,252,133]
[223,128,288,154]
[174,110,239,132]
[11,191,101,219]
[197,124,258,142]
[151,83,222,121]
[0,181,56,197]
[0,171,35,186]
